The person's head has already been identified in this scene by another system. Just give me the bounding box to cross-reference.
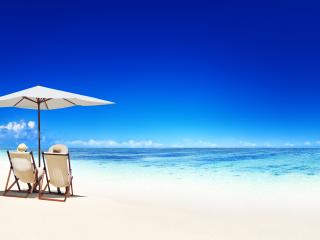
[17,143,28,152]
[49,144,68,154]
[52,145,62,153]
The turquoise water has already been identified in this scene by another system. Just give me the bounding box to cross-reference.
[72,148,320,173]
[2,148,320,181]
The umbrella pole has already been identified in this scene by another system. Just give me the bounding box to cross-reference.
[37,100,41,167]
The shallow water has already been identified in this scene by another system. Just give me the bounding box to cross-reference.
[2,148,320,183]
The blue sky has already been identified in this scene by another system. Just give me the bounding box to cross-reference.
[0,1,320,148]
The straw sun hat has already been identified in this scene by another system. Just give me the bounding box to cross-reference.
[52,145,62,153]
[17,143,28,152]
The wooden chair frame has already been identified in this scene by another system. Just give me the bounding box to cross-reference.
[3,151,41,198]
[38,152,74,202]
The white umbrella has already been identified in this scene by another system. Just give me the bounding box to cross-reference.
[0,85,114,166]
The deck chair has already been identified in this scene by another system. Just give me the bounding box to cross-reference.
[4,150,42,198]
[39,144,74,202]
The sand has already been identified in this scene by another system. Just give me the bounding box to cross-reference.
[0,160,320,240]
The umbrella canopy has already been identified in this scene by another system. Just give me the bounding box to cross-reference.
[0,85,114,166]
[0,85,113,109]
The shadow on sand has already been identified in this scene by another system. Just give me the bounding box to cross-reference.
[0,190,87,200]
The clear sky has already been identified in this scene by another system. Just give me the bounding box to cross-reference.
[0,1,320,148]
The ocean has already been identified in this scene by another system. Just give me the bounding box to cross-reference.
[2,148,320,183]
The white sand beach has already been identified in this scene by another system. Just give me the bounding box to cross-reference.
[0,159,320,240]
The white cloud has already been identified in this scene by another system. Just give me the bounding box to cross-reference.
[304,141,311,146]
[239,141,257,147]
[27,121,35,129]
[0,121,26,132]
[262,142,273,147]
[284,143,295,147]
[171,139,217,148]
[0,120,37,139]
[63,139,218,148]
[123,140,163,148]
[64,139,163,148]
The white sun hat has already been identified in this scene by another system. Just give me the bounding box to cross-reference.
[17,143,28,152]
